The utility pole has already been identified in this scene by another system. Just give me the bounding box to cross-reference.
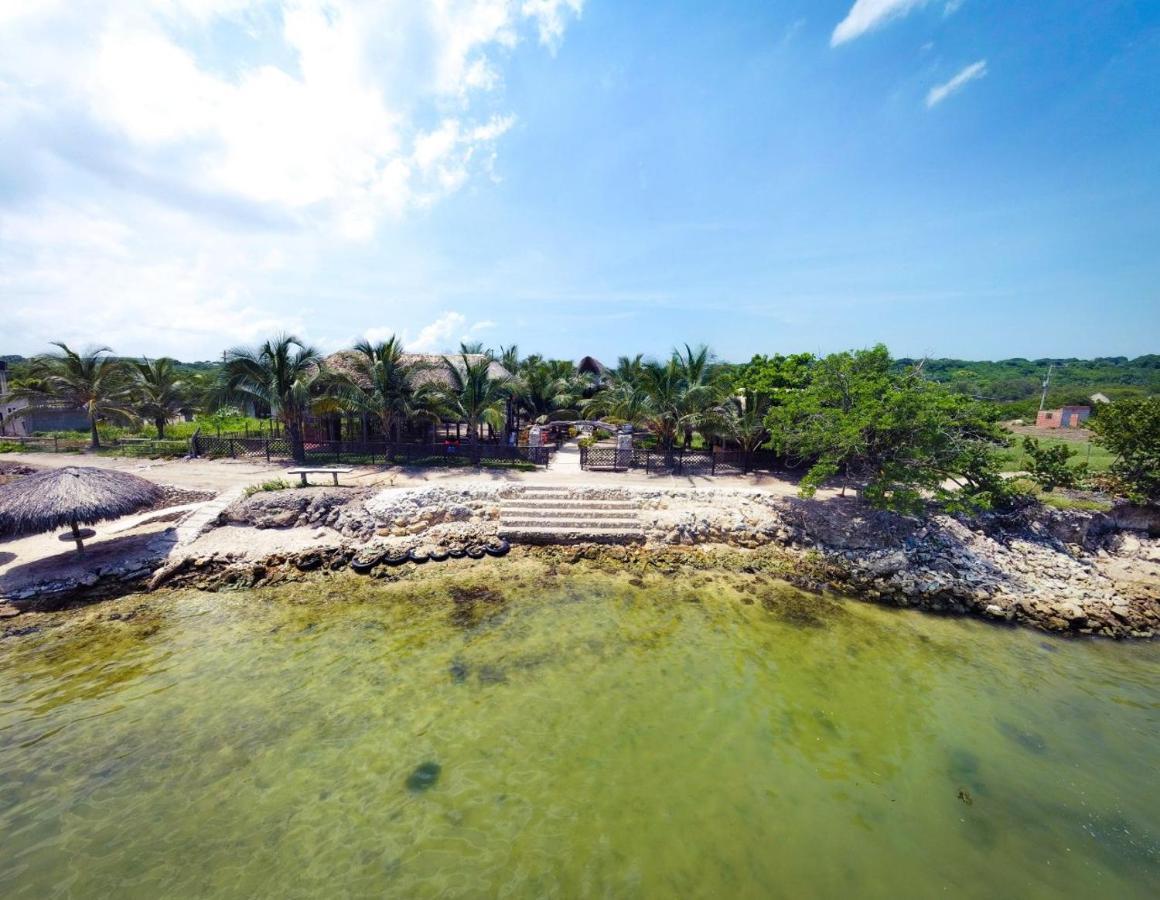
[1039,364,1054,412]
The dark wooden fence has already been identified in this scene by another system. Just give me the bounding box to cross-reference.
[0,434,188,457]
[190,434,552,467]
[579,445,779,476]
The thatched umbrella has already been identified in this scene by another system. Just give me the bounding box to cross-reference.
[0,466,163,555]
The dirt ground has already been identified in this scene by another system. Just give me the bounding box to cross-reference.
[0,449,810,497]
[1004,422,1094,443]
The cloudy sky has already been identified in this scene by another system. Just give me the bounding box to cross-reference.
[1,0,1157,362]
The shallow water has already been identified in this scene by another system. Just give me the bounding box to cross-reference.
[1,563,1157,899]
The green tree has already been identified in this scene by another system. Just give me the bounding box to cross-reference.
[132,357,191,438]
[1090,397,1160,504]
[440,352,510,444]
[511,359,582,426]
[1022,437,1087,492]
[770,346,1009,513]
[724,389,773,455]
[731,352,814,398]
[222,335,326,463]
[12,343,135,448]
[338,337,442,442]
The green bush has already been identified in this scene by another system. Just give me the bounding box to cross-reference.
[1022,437,1087,492]
[1090,397,1160,504]
[243,478,292,497]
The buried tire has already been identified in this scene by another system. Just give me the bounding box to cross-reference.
[350,553,382,574]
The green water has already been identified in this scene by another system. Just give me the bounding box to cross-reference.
[1,563,1157,899]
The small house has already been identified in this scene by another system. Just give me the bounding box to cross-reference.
[1,360,89,436]
[1035,405,1091,429]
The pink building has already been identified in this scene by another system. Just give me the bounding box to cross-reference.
[1036,405,1091,429]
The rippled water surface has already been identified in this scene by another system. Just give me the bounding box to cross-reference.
[1,561,1157,899]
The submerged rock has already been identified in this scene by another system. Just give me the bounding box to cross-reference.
[406,761,442,792]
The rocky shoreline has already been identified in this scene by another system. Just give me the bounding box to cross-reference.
[3,483,1158,639]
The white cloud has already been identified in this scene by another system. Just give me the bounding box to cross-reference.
[408,312,470,352]
[521,0,584,50]
[0,1,580,356]
[831,0,928,47]
[926,59,987,108]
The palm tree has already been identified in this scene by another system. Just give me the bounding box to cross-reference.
[222,334,325,463]
[339,337,442,442]
[581,354,649,424]
[674,344,725,448]
[11,343,135,449]
[724,389,773,468]
[132,357,191,438]
[499,344,521,376]
[638,358,688,459]
[511,358,582,427]
[440,352,509,444]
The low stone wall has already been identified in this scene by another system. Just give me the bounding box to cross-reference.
[4,484,1157,640]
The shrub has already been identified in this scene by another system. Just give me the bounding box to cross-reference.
[1090,397,1160,504]
[243,478,292,497]
[1022,437,1087,492]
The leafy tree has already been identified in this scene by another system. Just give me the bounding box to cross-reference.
[132,357,191,438]
[1090,397,1160,504]
[222,335,326,463]
[1022,437,1087,492]
[338,337,442,442]
[440,352,510,444]
[11,343,135,448]
[769,346,1009,513]
[731,352,814,398]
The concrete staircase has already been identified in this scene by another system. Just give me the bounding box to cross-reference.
[498,486,644,544]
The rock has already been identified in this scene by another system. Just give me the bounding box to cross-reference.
[405,761,442,792]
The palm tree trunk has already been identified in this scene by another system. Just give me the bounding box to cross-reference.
[89,418,101,450]
[155,417,166,439]
[288,420,306,464]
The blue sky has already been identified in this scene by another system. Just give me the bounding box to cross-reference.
[1,0,1157,362]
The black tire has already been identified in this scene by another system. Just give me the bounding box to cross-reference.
[350,553,382,574]
[447,546,467,559]
[465,545,486,560]
[429,548,450,562]
[384,551,410,567]
[484,539,510,557]
[409,548,430,564]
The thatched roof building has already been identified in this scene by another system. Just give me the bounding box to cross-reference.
[323,351,511,390]
[578,356,607,378]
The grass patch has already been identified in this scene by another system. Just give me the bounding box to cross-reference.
[1007,477,1115,513]
[996,435,1113,474]
[243,478,293,498]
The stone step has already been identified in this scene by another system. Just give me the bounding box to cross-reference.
[500,509,639,521]
[499,518,642,531]
[501,499,638,510]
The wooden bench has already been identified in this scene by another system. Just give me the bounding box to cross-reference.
[286,466,354,487]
